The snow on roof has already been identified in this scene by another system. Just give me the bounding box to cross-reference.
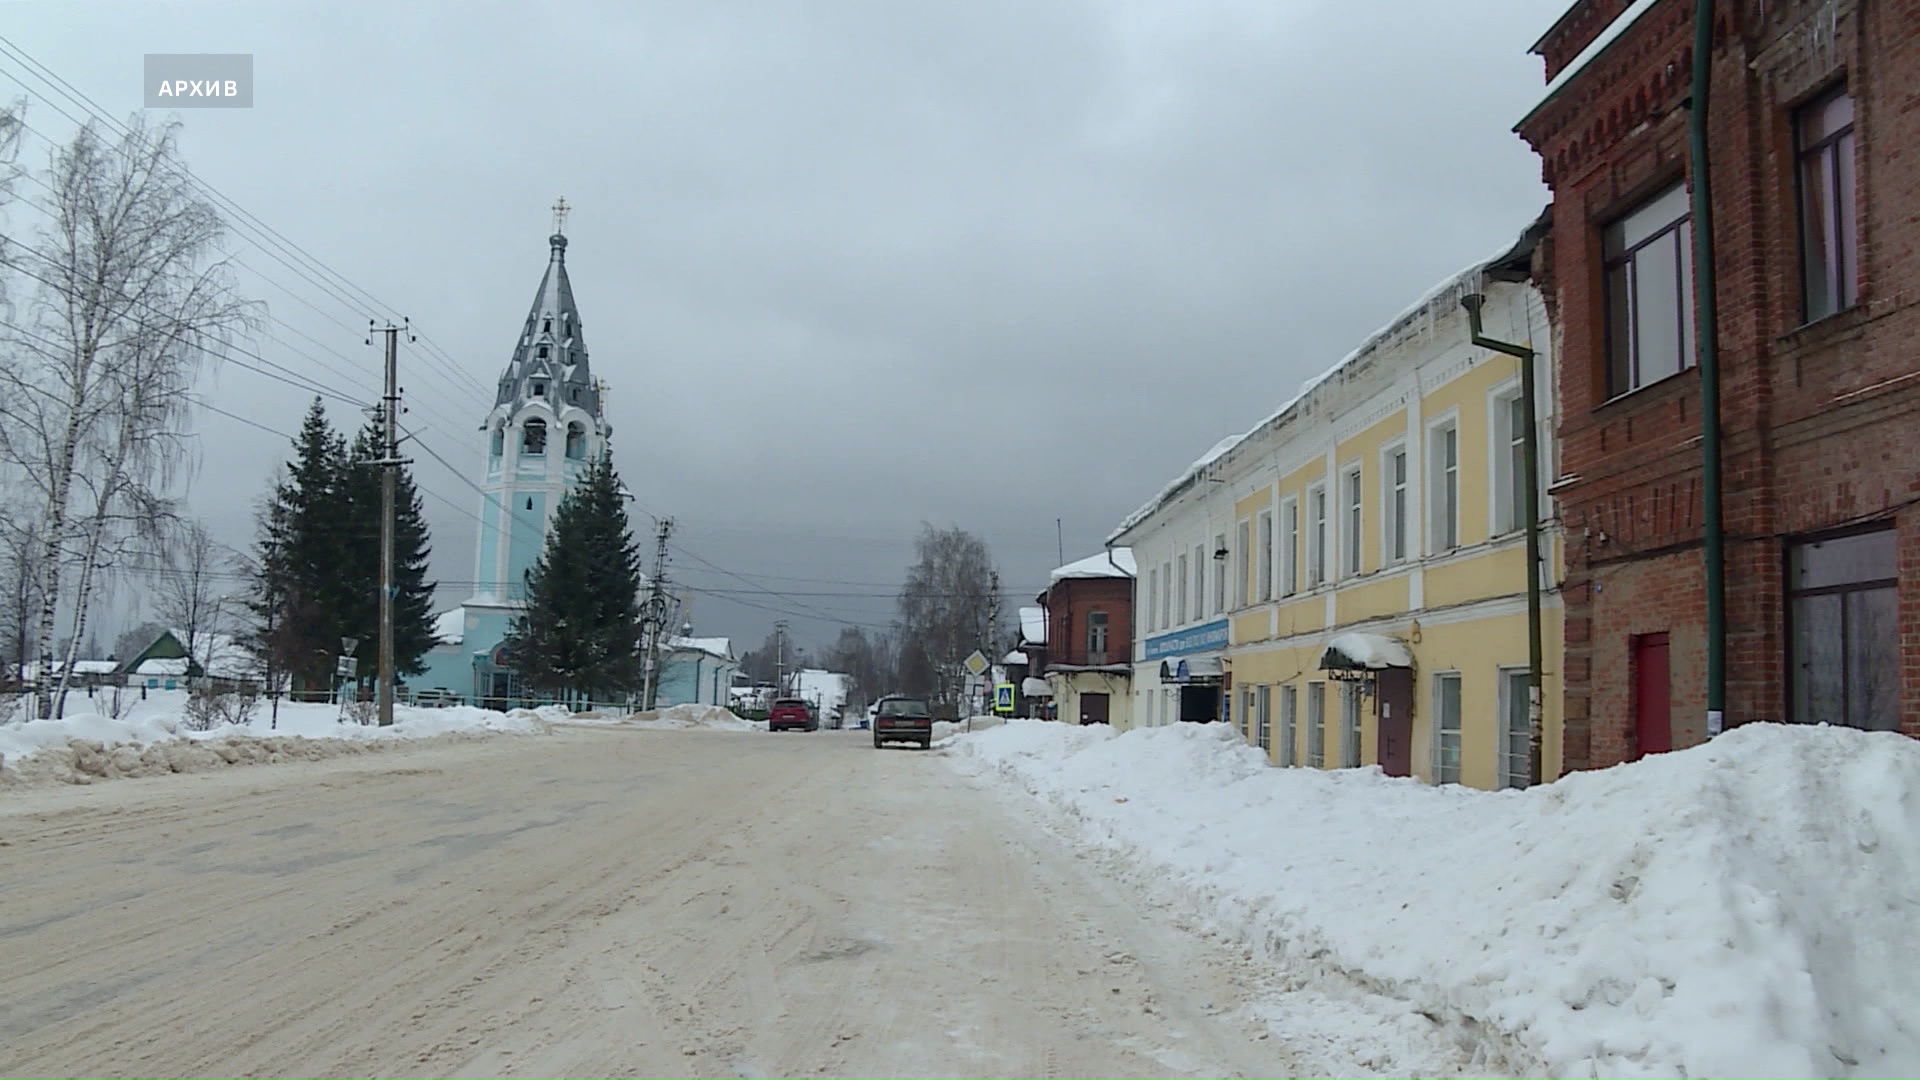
[1321,632,1415,671]
[668,635,734,661]
[1021,676,1051,697]
[1019,606,1047,646]
[433,607,465,646]
[132,657,190,677]
[1050,548,1136,582]
[169,630,257,680]
[1518,0,1661,128]
[1109,227,1539,545]
[1003,649,1029,665]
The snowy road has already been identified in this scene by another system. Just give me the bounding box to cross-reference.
[0,727,1297,1079]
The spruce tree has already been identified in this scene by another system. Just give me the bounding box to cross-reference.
[338,422,438,679]
[248,398,348,692]
[503,451,644,701]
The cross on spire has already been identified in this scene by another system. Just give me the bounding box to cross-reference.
[551,196,571,236]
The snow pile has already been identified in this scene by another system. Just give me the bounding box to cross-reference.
[0,694,548,788]
[631,703,758,731]
[950,720,1920,1078]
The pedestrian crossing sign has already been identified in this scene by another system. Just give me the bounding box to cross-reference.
[994,682,1015,715]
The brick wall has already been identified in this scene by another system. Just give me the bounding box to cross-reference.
[1522,0,1920,770]
[1044,576,1134,668]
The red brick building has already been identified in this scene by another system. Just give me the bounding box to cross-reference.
[1517,0,1919,769]
[1038,551,1136,726]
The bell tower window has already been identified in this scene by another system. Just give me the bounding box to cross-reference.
[542,317,552,334]
[522,418,547,455]
[536,344,549,359]
[489,422,503,458]
[565,422,586,460]
[531,381,545,397]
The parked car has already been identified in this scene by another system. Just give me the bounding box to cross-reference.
[768,698,817,732]
[871,695,933,749]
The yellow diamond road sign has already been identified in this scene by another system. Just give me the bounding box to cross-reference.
[963,650,990,677]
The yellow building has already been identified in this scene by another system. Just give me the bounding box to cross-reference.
[1111,220,1563,789]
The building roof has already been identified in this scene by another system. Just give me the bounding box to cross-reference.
[1109,216,1548,545]
[1516,0,1662,129]
[492,223,603,420]
[1050,548,1136,582]
[668,635,735,661]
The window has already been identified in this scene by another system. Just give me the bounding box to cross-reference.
[522,418,547,455]
[1384,447,1408,564]
[1429,423,1458,552]
[1242,687,1257,743]
[1193,545,1206,621]
[1789,528,1899,729]
[542,317,552,334]
[1281,498,1300,595]
[1493,392,1527,535]
[1256,685,1272,755]
[1306,682,1326,767]
[1277,685,1297,766]
[1342,467,1363,577]
[489,423,504,459]
[1604,183,1695,397]
[1147,567,1159,631]
[564,421,586,460]
[1161,562,1172,630]
[531,381,546,397]
[1257,510,1275,601]
[1213,533,1228,613]
[1797,87,1858,321]
[1177,552,1190,624]
[1434,674,1463,784]
[1307,483,1328,585]
[1235,520,1251,607]
[536,344,550,359]
[1340,683,1362,768]
[1087,610,1109,663]
[1501,668,1533,790]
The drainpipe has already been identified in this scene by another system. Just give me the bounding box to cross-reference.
[1689,0,1727,738]
[1462,292,1545,788]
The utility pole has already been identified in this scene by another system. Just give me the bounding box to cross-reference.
[774,619,789,697]
[640,516,674,711]
[367,319,414,727]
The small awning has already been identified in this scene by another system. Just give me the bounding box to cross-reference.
[1319,632,1414,672]
[1159,656,1225,684]
[1021,676,1051,697]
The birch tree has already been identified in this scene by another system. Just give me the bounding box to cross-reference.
[0,114,252,718]
[895,524,1005,710]
[153,519,230,679]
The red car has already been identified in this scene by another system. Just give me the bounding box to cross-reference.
[768,698,817,732]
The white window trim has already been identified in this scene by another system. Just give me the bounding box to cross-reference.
[1192,543,1207,625]
[1340,682,1362,768]
[1234,518,1252,609]
[1306,681,1326,768]
[1160,560,1173,630]
[1487,377,1523,539]
[1380,441,1409,567]
[1177,551,1190,625]
[1432,670,1464,785]
[1212,532,1228,615]
[1425,409,1462,555]
[1146,566,1158,633]
[1278,683,1297,766]
[1306,481,1329,588]
[1279,494,1300,597]
[1339,460,1364,579]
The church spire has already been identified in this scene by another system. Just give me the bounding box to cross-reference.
[495,199,599,416]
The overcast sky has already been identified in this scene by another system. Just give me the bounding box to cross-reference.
[2,0,1562,656]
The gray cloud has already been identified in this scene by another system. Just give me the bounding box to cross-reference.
[4,0,1560,651]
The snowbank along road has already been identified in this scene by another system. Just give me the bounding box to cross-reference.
[0,726,1301,1078]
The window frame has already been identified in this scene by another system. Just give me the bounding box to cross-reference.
[1277,684,1297,766]
[1427,417,1459,553]
[1340,463,1364,578]
[1786,526,1899,729]
[1234,520,1252,608]
[1489,383,1526,537]
[1146,566,1159,633]
[1794,84,1859,323]
[1087,609,1109,661]
[1306,681,1326,767]
[1340,681,1362,768]
[1177,551,1190,625]
[1255,684,1272,755]
[1280,495,1300,596]
[1381,443,1408,565]
[1432,672,1463,785]
[1601,181,1696,399]
[1306,481,1329,587]
[1498,666,1533,790]
[1212,533,1228,614]
[1193,544,1207,622]
[1257,509,1275,601]
[1161,561,1172,630]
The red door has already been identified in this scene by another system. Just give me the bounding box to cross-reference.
[1374,669,1413,778]
[1633,633,1671,759]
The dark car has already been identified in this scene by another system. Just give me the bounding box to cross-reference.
[872,695,933,749]
[768,698,817,732]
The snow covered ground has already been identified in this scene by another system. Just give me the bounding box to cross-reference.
[629,703,763,731]
[948,719,1920,1079]
[0,691,549,787]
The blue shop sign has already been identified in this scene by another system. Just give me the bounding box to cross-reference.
[1143,619,1229,661]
